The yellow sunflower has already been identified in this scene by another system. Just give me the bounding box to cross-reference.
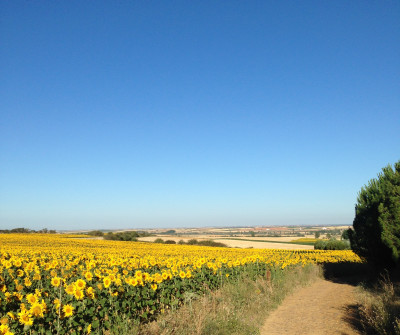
[26,293,37,305]
[18,310,33,326]
[63,304,74,317]
[85,272,93,281]
[30,303,44,318]
[51,277,61,288]
[74,288,84,300]
[75,279,86,290]
[65,284,75,295]
[103,277,111,288]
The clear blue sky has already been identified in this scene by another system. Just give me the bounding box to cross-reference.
[1,1,399,231]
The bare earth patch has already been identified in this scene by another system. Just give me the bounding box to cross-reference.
[261,278,361,335]
[212,239,313,250]
[137,236,314,250]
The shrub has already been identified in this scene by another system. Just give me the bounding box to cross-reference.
[87,230,104,236]
[175,239,228,248]
[341,229,350,240]
[314,239,350,250]
[104,232,138,241]
[164,240,176,244]
[196,240,228,248]
[153,238,164,244]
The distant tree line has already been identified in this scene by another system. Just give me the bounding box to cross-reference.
[153,238,228,248]
[87,230,106,236]
[0,228,57,234]
[99,231,152,241]
[158,230,176,235]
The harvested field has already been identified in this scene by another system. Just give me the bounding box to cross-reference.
[138,236,314,249]
[213,239,314,249]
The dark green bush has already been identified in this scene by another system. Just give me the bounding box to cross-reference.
[104,231,138,241]
[314,239,350,250]
[176,239,228,248]
[87,230,104,236]
[196,240,228,248]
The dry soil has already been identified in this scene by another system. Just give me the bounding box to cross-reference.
[261,278,361,335]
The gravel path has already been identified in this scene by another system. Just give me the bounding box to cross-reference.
[261,278,362,335]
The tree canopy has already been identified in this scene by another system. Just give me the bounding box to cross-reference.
[349,161,400,267]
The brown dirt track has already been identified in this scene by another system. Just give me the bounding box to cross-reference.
[261,278,362,335]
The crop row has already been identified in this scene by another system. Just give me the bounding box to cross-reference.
[0,234,363,335]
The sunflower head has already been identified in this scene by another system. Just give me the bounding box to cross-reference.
[65,284,75,295]
[63,304,74,317]
[30,303,44,318]
[26,294,37,305]
[75,279,86,290]
[74,289,84,300]
[18,310,33,326]
[103,277,111,288]
[51,277,61,288]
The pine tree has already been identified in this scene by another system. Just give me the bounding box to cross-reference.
[349,161,400,267]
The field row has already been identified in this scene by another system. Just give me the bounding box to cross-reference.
[0,234,363,335]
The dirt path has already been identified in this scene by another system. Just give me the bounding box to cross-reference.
[261,278,361,335]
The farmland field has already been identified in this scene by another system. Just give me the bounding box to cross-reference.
[137,236,315,249]
[0,234,363,335]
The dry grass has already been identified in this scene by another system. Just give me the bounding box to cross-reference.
[119,264,322,335]
[357,273,400,335]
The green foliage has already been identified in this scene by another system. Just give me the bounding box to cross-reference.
[196,240,228,248]
[87,230,104,236]
[314,239,350,250]
[177,239,228,248]
[314,231,320,239]
[0,227,56,234]
[349,161,400,266]
[153,238,165,244]
[103,231,152,241]
[104,231,139,241]
[9,227,32,233]
[341,229,350,240]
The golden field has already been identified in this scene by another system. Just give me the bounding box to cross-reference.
[0,234,363,335]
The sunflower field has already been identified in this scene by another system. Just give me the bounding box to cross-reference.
[0,234,363,335]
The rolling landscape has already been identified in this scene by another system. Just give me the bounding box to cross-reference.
[1,1,399,334]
